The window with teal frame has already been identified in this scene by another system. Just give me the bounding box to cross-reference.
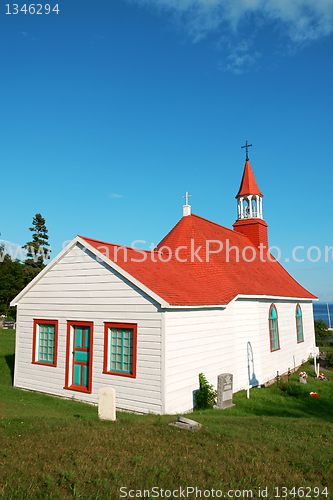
[103,322,137,378]
[296,304,304,343]
[110,327,133,374]
[38,323,56,363]
[269,304,280,351]
[33,319,58,367]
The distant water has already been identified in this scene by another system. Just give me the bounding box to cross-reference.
[313,302,333,327]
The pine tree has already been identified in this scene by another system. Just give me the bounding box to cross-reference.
[0,245,25,318]
[24,213,51,268]
[314,319,332,342]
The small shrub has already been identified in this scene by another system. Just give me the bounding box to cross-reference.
[278,380,287,392]
[194,373,217,409]
[285,382,304,398]
[317,340,332,348]
[325,351,333,367]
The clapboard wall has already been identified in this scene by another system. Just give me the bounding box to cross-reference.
[14,244,163,414]
[256,299,315,383]
[163,299,315,414]
[232,298,315,391]
[164,306,235,414]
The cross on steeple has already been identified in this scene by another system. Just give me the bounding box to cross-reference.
[241,140,252,161]
[183,191,192,205]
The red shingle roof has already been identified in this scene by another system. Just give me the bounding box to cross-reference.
[80,214,316,306]
[236,160,263,197]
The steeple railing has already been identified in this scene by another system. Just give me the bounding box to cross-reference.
[237,195,263,220]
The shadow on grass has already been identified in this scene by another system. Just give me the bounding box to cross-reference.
[250,398,333,421]
[234,383,333,422]
[5,353,15,385]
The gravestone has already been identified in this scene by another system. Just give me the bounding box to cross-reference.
[3,320,15,329]
[214,373,235,410]
[98,387,116,421]
[169,416,202,432]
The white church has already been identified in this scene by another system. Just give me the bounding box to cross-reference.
[11,152,317,414]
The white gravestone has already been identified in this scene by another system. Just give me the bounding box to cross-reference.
[98,387,116,421]
[214,373,235,410]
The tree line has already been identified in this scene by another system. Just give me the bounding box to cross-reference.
[0,213,50,319]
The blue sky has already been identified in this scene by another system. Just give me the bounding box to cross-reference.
[1,0,333,301]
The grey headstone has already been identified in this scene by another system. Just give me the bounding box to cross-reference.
[3,320,15,329]
[168,416,202,432]
[178,416,200,426]
[214,373,235,410]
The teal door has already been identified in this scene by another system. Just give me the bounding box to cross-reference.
[72,326,90,390]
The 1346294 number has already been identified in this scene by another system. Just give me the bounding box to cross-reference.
[275,486,328,497]
[6,4,60,14]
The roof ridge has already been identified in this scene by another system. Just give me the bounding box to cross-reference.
[79,223,316,305]
[191,213,239,235]
[79,235,155,253]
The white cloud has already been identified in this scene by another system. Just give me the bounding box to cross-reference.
[0,239,21,248]
[226,48,261,74]
[108,193,123,199]
[129,0,333,43]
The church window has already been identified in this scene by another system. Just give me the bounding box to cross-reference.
[32,319,58,366]
[296,304,304,343]
[103,322,137,378]
[269,304,280,351]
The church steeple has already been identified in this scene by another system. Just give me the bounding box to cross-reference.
[233,144,268,249]
[235,158,264,220]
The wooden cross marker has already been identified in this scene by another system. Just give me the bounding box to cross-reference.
[241,140,252,161]
[182,191,192,205]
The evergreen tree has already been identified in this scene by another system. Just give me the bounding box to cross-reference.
[0,245,25,318]
[314,319,332,342]
[24,213,51,269]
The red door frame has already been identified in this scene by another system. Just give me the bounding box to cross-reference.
[64,320,94,394]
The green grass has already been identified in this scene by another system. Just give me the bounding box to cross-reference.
[1,328,333,499]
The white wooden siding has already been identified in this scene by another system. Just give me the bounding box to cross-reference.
[14,244,163,414]
[232,299,262,391]
[164,307,235,414]
[256,299,315,384]
[164,299,315,414]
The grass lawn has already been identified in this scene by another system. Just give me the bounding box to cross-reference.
[1,329,333,499]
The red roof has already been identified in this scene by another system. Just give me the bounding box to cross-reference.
[236,160,263,198]
[80,214,316,306]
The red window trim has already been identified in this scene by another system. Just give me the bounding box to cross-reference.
[64,320,94,394]
[268,304,281,352]
[32,319,58,367]
[295,303,304,344]
[103,322,137,378]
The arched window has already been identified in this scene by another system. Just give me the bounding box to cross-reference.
[296,304,304,343]
[269,304,280,351]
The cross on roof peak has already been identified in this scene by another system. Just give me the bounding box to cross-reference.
[182,191,192,206]
[241,140,252,161]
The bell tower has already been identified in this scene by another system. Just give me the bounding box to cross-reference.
[233,142,268,249]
